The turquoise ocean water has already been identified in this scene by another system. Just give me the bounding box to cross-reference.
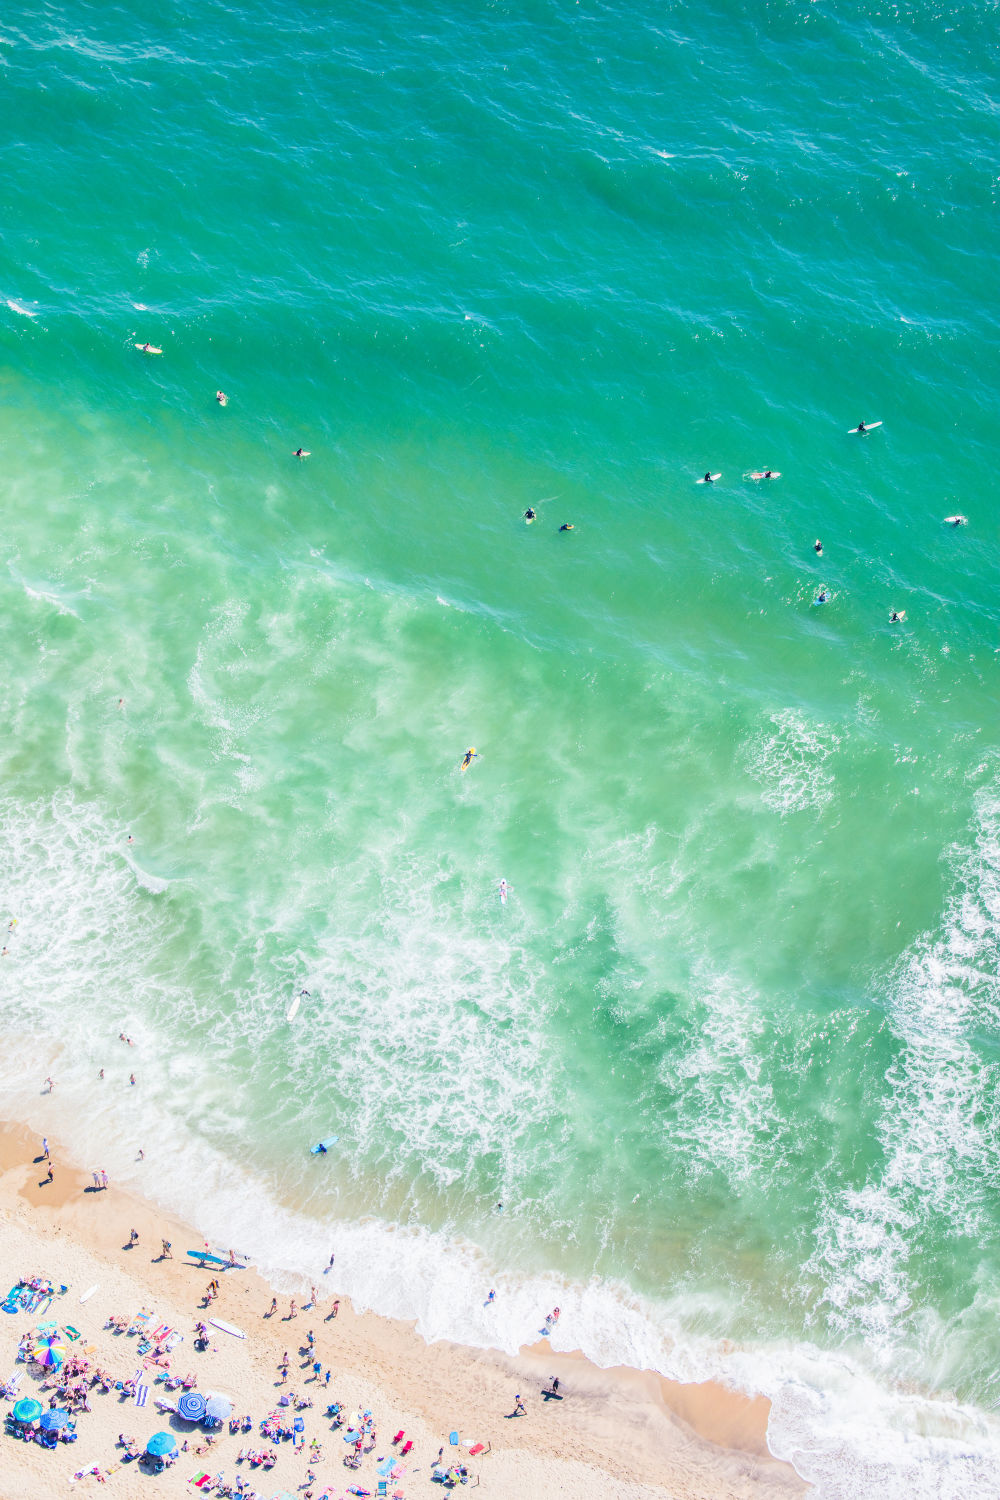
[1,1,999,1492]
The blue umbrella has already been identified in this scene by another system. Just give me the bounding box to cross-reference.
[205,1395,231,1421]
[13,1398,42,1423]
[145,1431,178,1458]
[39,1409,70,1431]
[177,1391,206,1422]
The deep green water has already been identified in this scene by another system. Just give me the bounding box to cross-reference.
[1,2,999,1492]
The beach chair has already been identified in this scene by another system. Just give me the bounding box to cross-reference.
[377,1484,388,1498]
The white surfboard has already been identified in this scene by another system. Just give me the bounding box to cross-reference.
[848,421,882,432]
[286,995,301,1022]
[135,343,162,354]
[79,1285,98,1304]
[696,473,721,484]
[943,515,968,526]
[208,1318,245,1339]
[499,881,507,906]
[749,471,781,480]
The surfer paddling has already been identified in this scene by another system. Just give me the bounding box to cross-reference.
[461,747,478,772]
[216,391,228,406]
[136,342,162,354]
[293,447,310,459]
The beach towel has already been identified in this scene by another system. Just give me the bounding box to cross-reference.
[4,1371,23,1394]
[134,1384,149,1407]
[165,1332,184,1350]
[189,1473,211,1487]
[63,1326,81,1341]
[468,1442,486,1456]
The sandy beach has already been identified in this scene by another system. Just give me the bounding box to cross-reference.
[0,1118,805,1500]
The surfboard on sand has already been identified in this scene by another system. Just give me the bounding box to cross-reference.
[186,1250,244,1269]
[696,473,721,484]
[848,421,882,432]
[208,1318,245,1339]
[310,1136,339,1154]
[79,1285,98,1304]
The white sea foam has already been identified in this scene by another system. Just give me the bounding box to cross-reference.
[6,298,38,318]
[3,788,1000,1497]
[658,968,784,1188]
[745,708,838,814]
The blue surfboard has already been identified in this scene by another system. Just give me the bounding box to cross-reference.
[310,1136,339,1154]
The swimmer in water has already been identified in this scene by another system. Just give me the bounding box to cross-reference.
[559,523,574,531]
[815,590,830,604]
[293,448,310,459]
[524,508,536,523]
[216,391,228,406]
[499,880,507,902]
[461,747,478,771]
[814,539,823,555]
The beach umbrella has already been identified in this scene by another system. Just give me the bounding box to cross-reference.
[39,1409,70,1432]
[145,1431,178,1458]
[36,1337,66,1368]
[205,1395,231,1421]
[177,1391,206,1422]
[13,1398,42,1423]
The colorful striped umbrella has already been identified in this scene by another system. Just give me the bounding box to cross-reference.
[36,1336,66,1368]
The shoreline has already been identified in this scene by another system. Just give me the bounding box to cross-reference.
[0,1115,805,1499]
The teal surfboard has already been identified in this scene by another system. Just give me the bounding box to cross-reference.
[310,1136,339,1154]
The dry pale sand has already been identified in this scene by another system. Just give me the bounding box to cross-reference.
[0,1119,806,1500]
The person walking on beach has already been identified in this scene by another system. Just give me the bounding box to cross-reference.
[512,1393,526,1417]
[287,1299,297,1319]
[161,1240,173,1259]
[266,1298,277,1318]
[129,1074,136,1086]
[45,1076,54,1092]
[309,1285,318,1308]
[100,1169,109,1189]
[42,1137,49,1159]
[44,1163,54,1185]
[326,1252,335,1272]
[324,1299,339,1322]
[485,1290,496,1305]
[129,1229,139,1247]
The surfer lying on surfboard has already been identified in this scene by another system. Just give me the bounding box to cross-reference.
[461,747,478,772]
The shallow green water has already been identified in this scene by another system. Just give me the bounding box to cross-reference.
[1,2,999,1492]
